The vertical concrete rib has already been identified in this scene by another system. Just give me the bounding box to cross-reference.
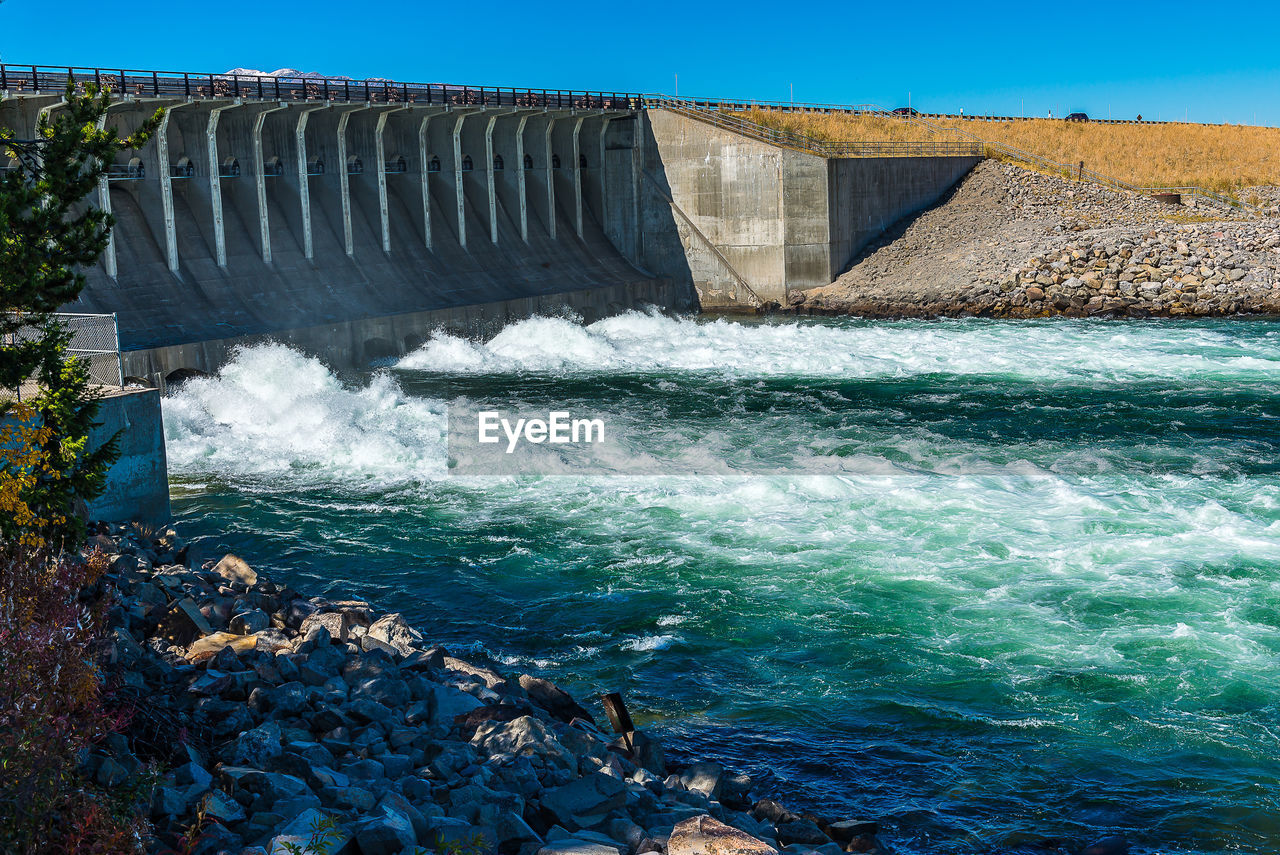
[418,115,432,250]
[571,116,585,239]
[515,114,530,243]
[206,105,231,268]
[156,105,185,274]
[376,107,407,254]
[597,116,612,240]
[253,104,287,263]
[544,118,556,240]
[632,110,644,264]
[452,113,467,250]
[484,115,498,245]
[337,108,359,257]
[295,106,325,261]
[96,112,116,279]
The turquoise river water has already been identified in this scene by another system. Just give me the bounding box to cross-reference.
[163,313,1280,854]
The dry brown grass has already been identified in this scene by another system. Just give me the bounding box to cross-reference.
[733,109,1280,194]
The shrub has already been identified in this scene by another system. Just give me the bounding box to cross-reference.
[0,543,145,852]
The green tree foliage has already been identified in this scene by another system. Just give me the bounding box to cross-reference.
[0,81,161,546]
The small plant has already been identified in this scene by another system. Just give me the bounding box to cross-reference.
[280,813,345,855]
[437,831,490,855]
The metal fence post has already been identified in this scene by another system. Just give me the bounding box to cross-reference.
[112,313,124,386]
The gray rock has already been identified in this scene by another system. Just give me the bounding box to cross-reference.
[267,808,352,855]
[234,721,282,768]
[380,753,412,779]
[348,698,395,725]
[432,683,485,725]
[679,762,725,800]
[473,715,568,762]
[668,815,778,855]
[202,789,246,824]
[366,613,423,657]
[354,675,411,707]
[380,791,430,842]
[536,841,623,855]
[320,785,377,812]
[345,759,386,781]
[355,803,418,855]
[230,609,271,634]
[214,553,258,586]
[776,817,828,845]
[541,771,628,830]
[150,785,185,818]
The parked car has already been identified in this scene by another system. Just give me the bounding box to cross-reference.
[1066,112,1090,122]
[892,107,920,116]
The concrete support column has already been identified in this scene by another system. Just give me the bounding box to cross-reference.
[597,116,613,238]
[336,107,362,258]
[544,119,556,240]
[205,104,233,268]
[253,104,287,263]
[515,115,530,243]
[295,105,326,261]
[157,104,190,274]
[418,115,432,250]
[452,113,467,250]
[571,116,585,239]
[96,112,116,279]
[632,111,644,264]
[484,115,498,245]
[376,107,408,254]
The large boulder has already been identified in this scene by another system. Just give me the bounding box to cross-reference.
[536,842,623,855]
[473,715,567,761]
[668,816,778,855]
[267,808,352,855]
[540,771,628,830]
[187,631,256,663]
[233,721,282,768]
[519,675,594,723]
[354,803,417,855]
[679,762,725,800]
[366,613,423,657]
[214,553,258,586]
[432,684,485,724]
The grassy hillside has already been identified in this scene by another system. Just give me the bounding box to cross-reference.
[731,109,1280,196]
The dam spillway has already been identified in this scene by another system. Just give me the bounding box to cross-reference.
[1,66,982,383]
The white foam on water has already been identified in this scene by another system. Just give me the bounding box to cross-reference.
[398,311,1280,383]
[162,342,448,485]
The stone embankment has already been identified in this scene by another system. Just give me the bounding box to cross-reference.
[789,161,1280,319]
[90,524,892,855]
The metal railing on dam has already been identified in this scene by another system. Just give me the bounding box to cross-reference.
[0,64,644,111]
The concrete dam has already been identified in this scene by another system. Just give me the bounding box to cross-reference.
[1,66,984,383]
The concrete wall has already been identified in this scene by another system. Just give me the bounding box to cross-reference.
[3,93,983,365]
[641,108,981,306]
[827,155,982,280]
[87,389,170,524]
[0,94,694,380]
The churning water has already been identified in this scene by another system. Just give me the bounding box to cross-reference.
[163,313,1280,854]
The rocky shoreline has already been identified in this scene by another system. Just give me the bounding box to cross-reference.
[786,161,1280,320]
[91,523,902,855]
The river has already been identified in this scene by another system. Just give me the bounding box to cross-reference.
[162,312,1280,854]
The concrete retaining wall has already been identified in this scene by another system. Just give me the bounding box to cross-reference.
[87,388,170,524]
[641,108,981,306]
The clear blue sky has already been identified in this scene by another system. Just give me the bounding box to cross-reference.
[3,0,1279,125]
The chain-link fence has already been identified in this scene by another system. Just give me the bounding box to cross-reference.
[3,312,124,400]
